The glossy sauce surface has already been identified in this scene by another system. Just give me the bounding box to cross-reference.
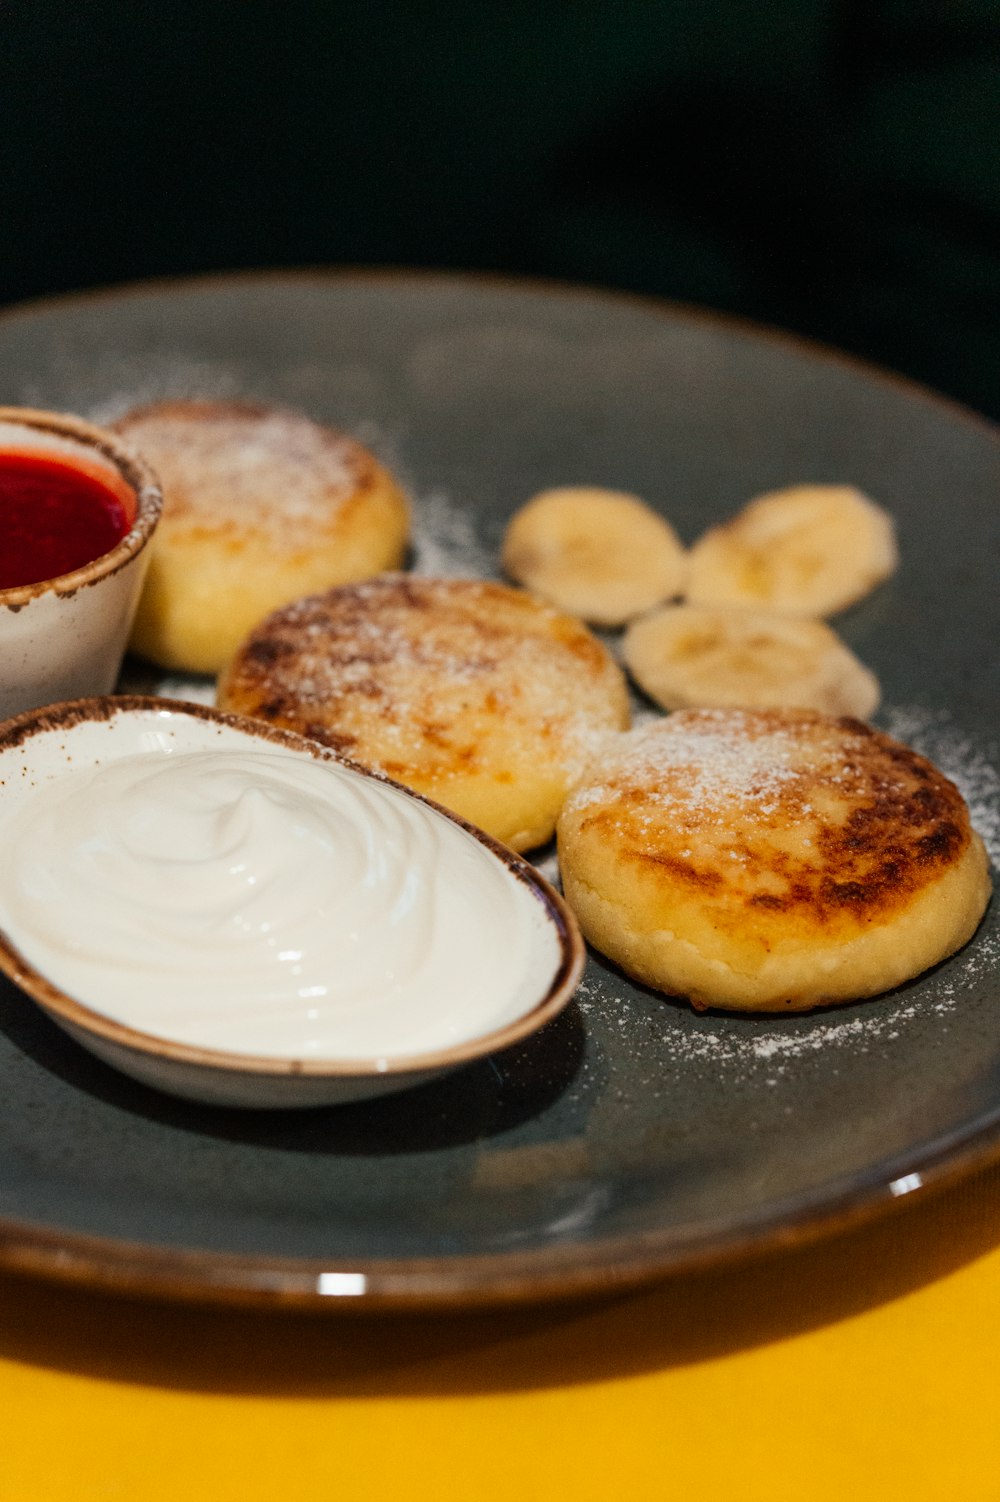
[0,450,132,589]
[0,747,561,1061]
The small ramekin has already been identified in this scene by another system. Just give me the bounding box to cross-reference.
[0,407,162,719]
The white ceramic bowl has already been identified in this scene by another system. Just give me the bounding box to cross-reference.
[0,408,162,719]
[0,698,583,1108]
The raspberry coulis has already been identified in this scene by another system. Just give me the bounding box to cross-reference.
[0,450,133,590]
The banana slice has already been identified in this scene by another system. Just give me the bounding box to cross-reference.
[686,485,897,617]
[501,486,686,626]
[623,602,881,718]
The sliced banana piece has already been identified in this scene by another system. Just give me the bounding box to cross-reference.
[623,602,881,718]
[502,486,686,627]
[686,484,897,617]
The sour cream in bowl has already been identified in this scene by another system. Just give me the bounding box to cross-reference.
[0,698,582,1108]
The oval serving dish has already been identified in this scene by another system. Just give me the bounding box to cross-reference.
[0,697,583,1109]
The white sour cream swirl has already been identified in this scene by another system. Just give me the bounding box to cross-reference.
[1,749,560,1060]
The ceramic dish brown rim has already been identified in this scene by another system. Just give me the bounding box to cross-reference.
[4,263,997,442]
[1,1124,999,1311]
[0,407,163,608]
[0,696,583,1082]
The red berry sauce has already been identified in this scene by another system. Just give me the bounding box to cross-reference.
[0,450,133,590]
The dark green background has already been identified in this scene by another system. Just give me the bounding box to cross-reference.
[2,1,999,417]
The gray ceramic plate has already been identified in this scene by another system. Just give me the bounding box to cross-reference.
[0,271,998,1310]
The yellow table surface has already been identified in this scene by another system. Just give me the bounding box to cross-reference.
[3,1161,1000,1501]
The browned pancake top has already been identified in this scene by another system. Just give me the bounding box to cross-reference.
[563,708,973,935]
[114,399,380,547]
[219,575,625,783]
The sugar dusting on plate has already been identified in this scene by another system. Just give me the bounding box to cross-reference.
[411,489,495,579]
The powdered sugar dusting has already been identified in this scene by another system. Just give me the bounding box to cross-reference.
[126,478,570,722]
[533,846,561,888]
[411,489,495,578]
[565,709,804,820]
[571,927,994,1082]
[81,358,243,426]
[114,404,362,543]
[562,699,999,1078]
[218,575,626,792]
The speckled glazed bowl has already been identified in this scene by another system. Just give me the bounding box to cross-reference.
[0,408,162,719]
[0,697,583,1109]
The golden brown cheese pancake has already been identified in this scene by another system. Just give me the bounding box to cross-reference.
[218,575,631,852]
[114,399,410,673]
[557,708,991,1011]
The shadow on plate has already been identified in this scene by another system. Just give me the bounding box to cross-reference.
[0,973,586,1153]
